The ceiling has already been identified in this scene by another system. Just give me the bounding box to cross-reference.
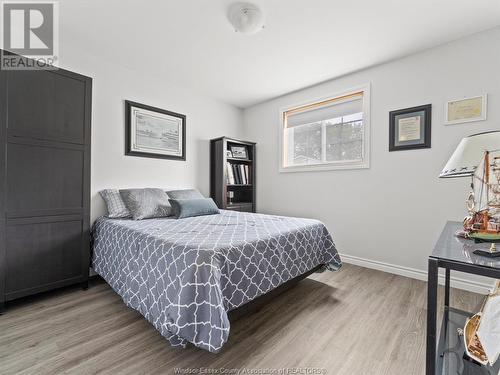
[60,0,500,108]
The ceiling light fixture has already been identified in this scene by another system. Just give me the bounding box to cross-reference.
[227,2,265,35]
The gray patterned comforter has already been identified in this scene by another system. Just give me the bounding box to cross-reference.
[91,210,341,352]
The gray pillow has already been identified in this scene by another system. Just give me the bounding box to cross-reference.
[166,189,204,200]
[99,189,131,218]
[169,198,220,219]
[120,188,172,220]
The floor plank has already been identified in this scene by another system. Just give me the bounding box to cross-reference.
[0,264,484,375]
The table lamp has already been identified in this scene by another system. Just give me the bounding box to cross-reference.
[440,131,500,178]
[439,131,500,245]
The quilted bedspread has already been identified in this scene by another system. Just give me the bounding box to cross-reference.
[91,210,341,352]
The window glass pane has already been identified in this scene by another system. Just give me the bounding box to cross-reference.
[285,122,322,165]
[325,113,363,162]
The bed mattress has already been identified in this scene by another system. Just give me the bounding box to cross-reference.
[91,210,341,352]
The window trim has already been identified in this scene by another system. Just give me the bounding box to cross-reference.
[278,83,371,173]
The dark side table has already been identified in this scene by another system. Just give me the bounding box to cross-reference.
[426,221,500,375]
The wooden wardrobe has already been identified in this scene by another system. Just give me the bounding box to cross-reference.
[0,55,92,313]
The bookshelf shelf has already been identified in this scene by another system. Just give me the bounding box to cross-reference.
[226,157,253,162]
[210,137,256,213]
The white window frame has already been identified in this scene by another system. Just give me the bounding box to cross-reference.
[278,83,371,173]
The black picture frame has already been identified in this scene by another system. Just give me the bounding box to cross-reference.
[125,100,186,160]
[230,145,248,160]
[389,104,431,152]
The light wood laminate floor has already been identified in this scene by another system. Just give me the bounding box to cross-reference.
[0,264,483,375]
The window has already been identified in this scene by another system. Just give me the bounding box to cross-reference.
[280,85,370,172]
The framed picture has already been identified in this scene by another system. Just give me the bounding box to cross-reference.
[389,104,431,152]
[230,145,248,159]
[445,94,487,125]
[125,100,186,160]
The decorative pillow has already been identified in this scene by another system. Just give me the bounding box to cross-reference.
[169,198,220,219]
[120,188,172,220]
[166,189,204,200]
[99,189,131,218]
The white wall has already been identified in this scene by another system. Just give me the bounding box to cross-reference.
[58,47,243,222]
[243,28,500,290]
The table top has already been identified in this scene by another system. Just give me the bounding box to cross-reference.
[432,221,500,270]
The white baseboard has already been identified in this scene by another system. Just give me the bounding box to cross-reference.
[340,253,493,294]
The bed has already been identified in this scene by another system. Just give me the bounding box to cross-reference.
[91,209,341,352]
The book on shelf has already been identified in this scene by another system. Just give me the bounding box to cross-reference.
[238,165,244,184]
[233,165,238,184]
[244,165,249,184]
[226,162,235,185]
[233,164,240,185]
[230,164,235,184]
[239,164,246,185]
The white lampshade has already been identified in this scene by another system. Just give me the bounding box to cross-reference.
[439,131,500,178]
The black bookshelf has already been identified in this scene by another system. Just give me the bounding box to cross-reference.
[210,137,256,213]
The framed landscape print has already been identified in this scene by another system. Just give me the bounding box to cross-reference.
[445,94,487,125]
[389,104,431,152]
[125,100,186,160]
[230,145,248,159]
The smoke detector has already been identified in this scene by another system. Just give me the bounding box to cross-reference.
[228,2,265,35]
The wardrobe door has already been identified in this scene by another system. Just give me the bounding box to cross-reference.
[0,67,6,310]
[0,65,91,303]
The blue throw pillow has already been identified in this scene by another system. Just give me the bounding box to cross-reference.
[166,189,204,200]
[169,198,220,219]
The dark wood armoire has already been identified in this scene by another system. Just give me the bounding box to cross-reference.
[0,54,92,313]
